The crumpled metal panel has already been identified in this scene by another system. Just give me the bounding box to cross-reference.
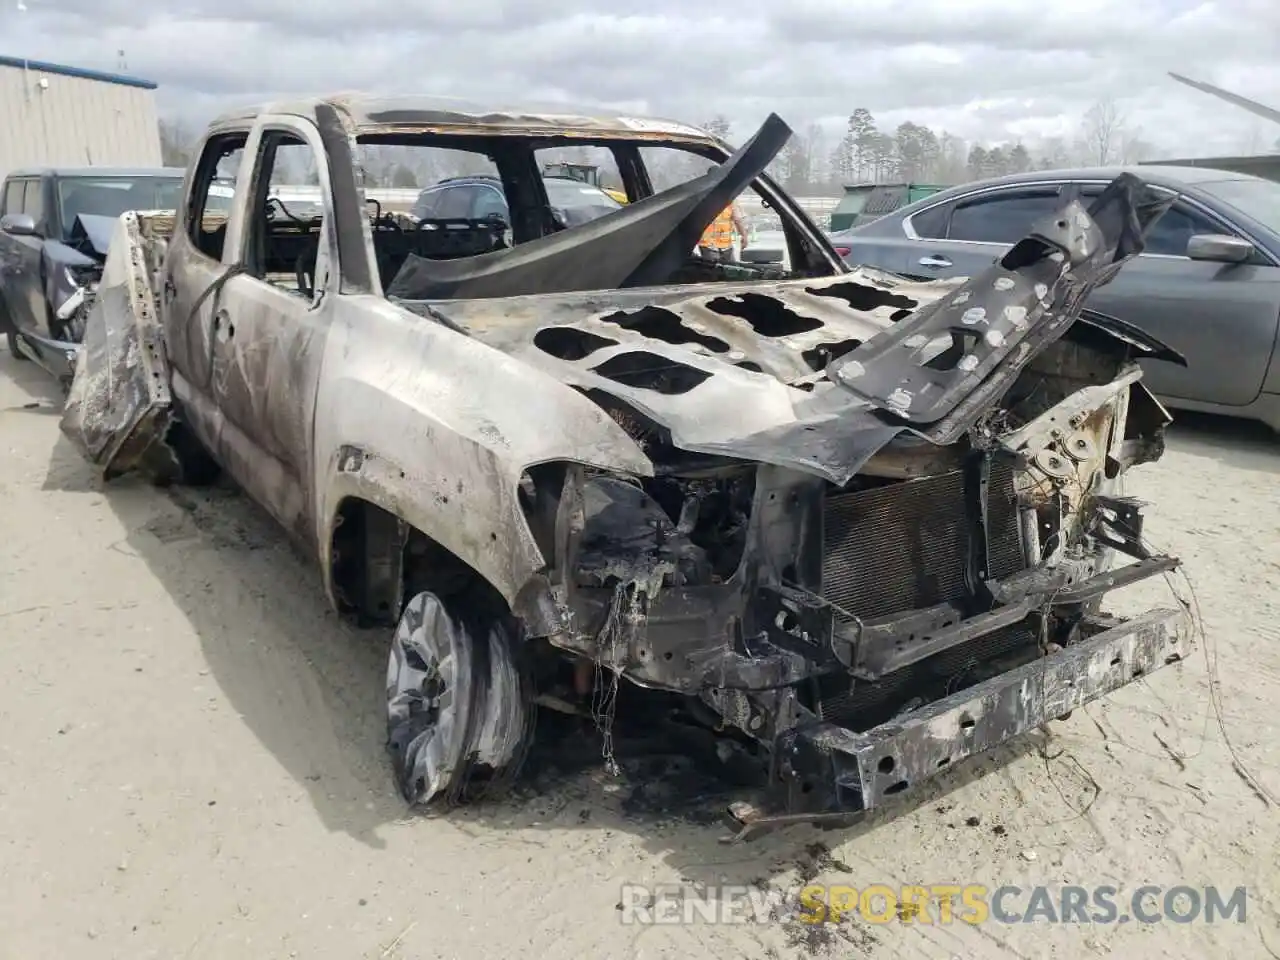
[803,607,1191,812]
[420,174,1171,485]
[59,212,174,481]
[827,173,1174,424]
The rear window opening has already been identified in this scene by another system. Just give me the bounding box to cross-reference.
[341,132,836,302]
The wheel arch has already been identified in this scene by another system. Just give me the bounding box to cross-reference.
[320,444,552,627]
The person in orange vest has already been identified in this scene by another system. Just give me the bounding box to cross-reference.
[698,202,749,263]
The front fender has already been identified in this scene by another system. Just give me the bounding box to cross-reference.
[312,300,652,607]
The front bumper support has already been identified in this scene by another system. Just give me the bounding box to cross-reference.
[762,607,1190,831]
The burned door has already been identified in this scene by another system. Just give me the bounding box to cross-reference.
[207,118,337,547]
[162,131,251,426]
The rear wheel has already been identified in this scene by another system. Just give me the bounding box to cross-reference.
[386,591,534,806]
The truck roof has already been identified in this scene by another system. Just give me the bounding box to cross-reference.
[210,94,715,142]
[4,166,186,180]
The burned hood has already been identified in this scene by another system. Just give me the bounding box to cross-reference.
[398,174,1175,485]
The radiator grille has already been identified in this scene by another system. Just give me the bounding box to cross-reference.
[821,458,1025,624]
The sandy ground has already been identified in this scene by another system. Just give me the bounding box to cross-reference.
[1,343,1277,960]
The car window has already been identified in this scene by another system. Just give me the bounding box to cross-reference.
[909,202,949,239]
[433,185,474,219]
[186,133,247,261]
[412,190,437,219]
[470,185,509,221]
[21,179,44,224]
[246,131,331,300]
[535,145,626,201]
[1,180,23,217]
[542,178,621,227]
[57,177,184,238]
[1141,203,1224,257]
[947,190,1062,244]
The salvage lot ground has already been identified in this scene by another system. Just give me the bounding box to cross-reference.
[1,342,1277,960]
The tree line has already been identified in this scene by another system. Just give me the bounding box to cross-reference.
[729,97,1162,196]
[159,96,1164,197]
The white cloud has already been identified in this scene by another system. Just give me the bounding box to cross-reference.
[3,0,1278,156]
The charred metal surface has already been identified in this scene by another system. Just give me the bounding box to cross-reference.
[58,95,1194,822]
[828,174,1174,428]
[60,212,176,480]
[385,114,793,301]
[415,177,1174,487]
[778,607,1190,816]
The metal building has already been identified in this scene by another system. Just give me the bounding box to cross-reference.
[0,55,162,182]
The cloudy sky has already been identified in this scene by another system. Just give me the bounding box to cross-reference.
[4,0,1279,155]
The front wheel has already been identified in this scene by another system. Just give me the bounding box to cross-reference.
[386,591,534,806]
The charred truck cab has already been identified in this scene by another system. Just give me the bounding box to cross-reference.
[58,97,1190,838]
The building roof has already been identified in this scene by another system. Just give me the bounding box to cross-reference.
[0,54,157,90]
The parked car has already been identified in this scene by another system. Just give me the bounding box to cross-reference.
[0,165,186,381]
[832,166,1280,431]
[742,211,787,267]
[57,96,1188,839]
[412,173,624,230]
[540,161,629,204]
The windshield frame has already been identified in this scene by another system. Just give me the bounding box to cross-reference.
[56,175,185,239]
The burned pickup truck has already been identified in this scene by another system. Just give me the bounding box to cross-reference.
[60,95,1191,834]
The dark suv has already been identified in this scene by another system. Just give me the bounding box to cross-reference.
[412,174,623,230]
[0,166,186,378]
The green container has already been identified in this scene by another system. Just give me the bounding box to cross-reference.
[829,182,946,232]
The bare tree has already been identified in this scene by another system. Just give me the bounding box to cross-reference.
[936,132,969,183]
[1118,126,1157,164]
[1081,98,1124,165]
[158,118,196,168]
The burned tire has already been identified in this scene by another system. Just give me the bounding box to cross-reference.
[141,420,221,488]
[386,591,533,806]
[164,420,221,486]
[6,330,29,361]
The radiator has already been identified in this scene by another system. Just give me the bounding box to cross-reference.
[817,457,1032,729]
[821,458,1025,623]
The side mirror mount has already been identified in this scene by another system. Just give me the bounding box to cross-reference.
[1,213,38,237]
[1186,233,1253,263]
